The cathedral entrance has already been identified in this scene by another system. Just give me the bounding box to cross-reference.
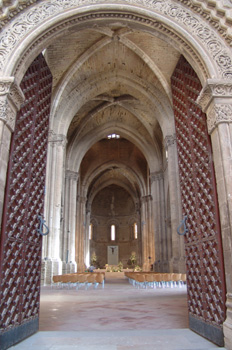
[0,2,232,349]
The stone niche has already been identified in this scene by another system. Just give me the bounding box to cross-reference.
[90,184,140,268]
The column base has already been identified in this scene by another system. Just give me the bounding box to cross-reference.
[42,258,62,285]
[62,261,77,274]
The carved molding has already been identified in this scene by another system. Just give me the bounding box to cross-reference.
[0,78,24,131]
[197,79,232,133]
[0,0,232,79]
[48,130,67,147]
[9,81,25,110]
[141,194,153,203]
[164,134,176,149]
[65,169,79,181]
[1,0,232,48]
[150,171,164,183]
[197,79,232,112]
[207,103,232,134]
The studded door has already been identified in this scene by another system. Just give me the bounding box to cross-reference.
[0,53,52,349]
[171,56,226,345]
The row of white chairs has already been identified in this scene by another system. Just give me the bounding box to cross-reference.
[52,272,105,290]
[125,272,186,289]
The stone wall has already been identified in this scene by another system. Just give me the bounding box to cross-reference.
[90,184,140,268]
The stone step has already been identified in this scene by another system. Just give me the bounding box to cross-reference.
[9,330,226,350]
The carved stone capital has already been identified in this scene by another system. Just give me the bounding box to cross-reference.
[0,78,14,95]
[48,130,67,148]
[66,170,79,181]
[164,134,176,149]
[9,81,25,110]
[150,171,164,184]
[0,78,24,132]
[197,79,232,112]
[197,80,232,134]
[141,195,152,204]
[207,103,232,134]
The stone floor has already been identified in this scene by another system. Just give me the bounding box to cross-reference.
[9,274,226,349]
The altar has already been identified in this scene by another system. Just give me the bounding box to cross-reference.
[107,245,118,265]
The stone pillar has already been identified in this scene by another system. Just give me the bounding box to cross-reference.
[75,195,86,272]
[197,80,232,350]
[43,131,66,283]
[141,195,154,271]
[0,78,24,228]
[164,134,185,272]
[150,171,167,272]
[85,207,91,267]
[63,170,78,273]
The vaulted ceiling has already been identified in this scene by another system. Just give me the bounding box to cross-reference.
[45,21,181,202]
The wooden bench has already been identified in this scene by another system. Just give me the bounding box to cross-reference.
[124,272,186,289]
[52,272,105,290]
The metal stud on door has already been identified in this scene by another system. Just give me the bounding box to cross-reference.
[171,56,226,346]
[0,53,52,349]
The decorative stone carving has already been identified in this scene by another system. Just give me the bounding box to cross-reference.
[197,80,232,134]
[206,104,232,134]
[0,78,24,131]
[141,195,152,203]
[0,0,232,79]
[150,171,163,184]
[0,1,232,44]
[9,82,25,110]
[65,169,79,181]
[48,130,67,148]
[164,134,176,149]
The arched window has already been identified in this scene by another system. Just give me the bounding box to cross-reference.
[111,224,116,241]
[89,223,93,240]
[134,223,138,239]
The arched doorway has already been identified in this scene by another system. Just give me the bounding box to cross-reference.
[0,2,232,349]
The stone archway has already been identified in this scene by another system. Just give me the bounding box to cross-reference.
[0,1,232,349]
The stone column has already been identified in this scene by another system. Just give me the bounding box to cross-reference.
[164,134,185,272]
[63,170,78,273]
[85,206,91,267]
[43,131,66,283]
[150,171,167,272]
[197,80,232,349]
[141,195,154,271]
[75,195,86,272]
[0,78,24,228]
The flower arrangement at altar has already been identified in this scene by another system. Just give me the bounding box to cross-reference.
[134,265,142,272]
[91,253,97,265]
[130,252,137,266]
[105,261,124,272]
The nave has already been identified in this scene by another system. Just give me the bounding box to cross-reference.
[9,274,225,350]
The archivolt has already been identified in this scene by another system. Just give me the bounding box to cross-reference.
[1,1,231,80]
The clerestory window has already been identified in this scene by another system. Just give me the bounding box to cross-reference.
[89,223,93,240]
[107,133,120,139]
[134,223,138,239]
[111,224,116,241]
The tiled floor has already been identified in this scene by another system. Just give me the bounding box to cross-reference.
[9,274,226,349]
